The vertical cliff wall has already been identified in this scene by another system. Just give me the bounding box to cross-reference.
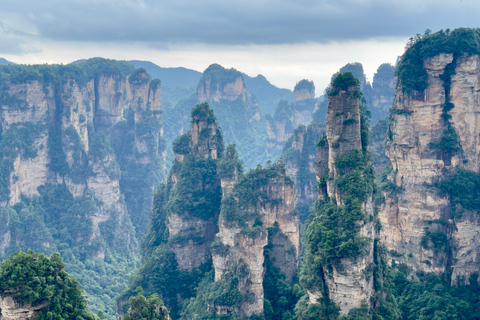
[211,163,300,317]
[282,123,325,221]
[131,103,302,319]
[380,37,480,282]
[302,72,377,316]
[125,103,223,317]
[167,103,223,272]
[266,80,318,159]
[0,59,166,315]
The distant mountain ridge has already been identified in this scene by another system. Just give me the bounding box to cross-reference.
[128,60,202,89]
[0,58,14,65]
[129,60,293,114]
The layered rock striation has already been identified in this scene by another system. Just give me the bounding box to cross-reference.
[304,72,377,315]
[130,103,301,319]
[266,80,318,157]
[0,59,166,316]
[282,123,325,221]
[380,48,480,282]
[211,163,300,317]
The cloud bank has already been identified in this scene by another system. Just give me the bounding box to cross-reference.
[1,0,479,48]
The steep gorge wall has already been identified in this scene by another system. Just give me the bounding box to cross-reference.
[304,74,377,315]
[211,164,300,317]
[266,80,317,158]
[380,53,480,281]
[282,123,325,221]
[0,60,166,315]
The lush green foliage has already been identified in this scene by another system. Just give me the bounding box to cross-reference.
[180,266,256,320]
[396,28,480,93]
[172,133,192,155]
[436,169,480,218]
[329,72,360,96]
[0,250,96,320]
[303,199,371,274]
[125,244,210,318]
[129,68,151,86]
[217,144,244,180]
[0,58,134,89]
[202,64,243,89]
[123,288,169,320]
[294,79,314,93]
[0,183,138,317]
[221,163,292,227]
[166,154,222,220]
[263,228,301,320]
[390,265,480,320]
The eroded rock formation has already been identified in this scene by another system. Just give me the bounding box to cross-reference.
[380,53,480,282]
[308,73,376,315]
[0,296,44,320]
[282,123,325,221]
[211,163,300,317]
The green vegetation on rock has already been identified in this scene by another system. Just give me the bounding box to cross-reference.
[123,287,169,320]
[396,28,480,93]
[0,250,96,320]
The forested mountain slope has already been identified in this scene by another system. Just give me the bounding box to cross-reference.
[0,58,166,317]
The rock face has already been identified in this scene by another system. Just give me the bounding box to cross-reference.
[371,63,395,122]
[168,103,223,271]
[292,80,317,128]
[129,104,301,319]
[311,76,376,315]
[330,62,395,123]
[282,123,325,221]
[379,53,480,281]
[211,163,300,317]
[197,64,246,103]
[167,63,269,169]
[0,60,166,317]
[0,295,45,320]
[0,65,164,255]
[266,80,317,157]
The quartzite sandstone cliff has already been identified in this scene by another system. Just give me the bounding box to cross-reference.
[380,53,480,283]
[312,78,376,315]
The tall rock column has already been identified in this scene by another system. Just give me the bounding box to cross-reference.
[167,103,223,271]
[305,72,376,315]
[211,163,300,317]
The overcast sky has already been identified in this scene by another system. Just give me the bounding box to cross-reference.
[1,0,479,94]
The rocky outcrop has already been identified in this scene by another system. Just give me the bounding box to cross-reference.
[292,80,317,127]
[282,123,325,220]
[310,75,376,315]
[197,64,246,103]
[371,63,395,122]
[211,163,300,317]
[0,65,165,256]
[379,53,480,280]
[0,295,45,320]
[266,80,318,158]
[331,62,395,123]
[168,103,223,271]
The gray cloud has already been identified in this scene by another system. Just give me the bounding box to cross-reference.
[2,0,479,45]
[0,21,40,54]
